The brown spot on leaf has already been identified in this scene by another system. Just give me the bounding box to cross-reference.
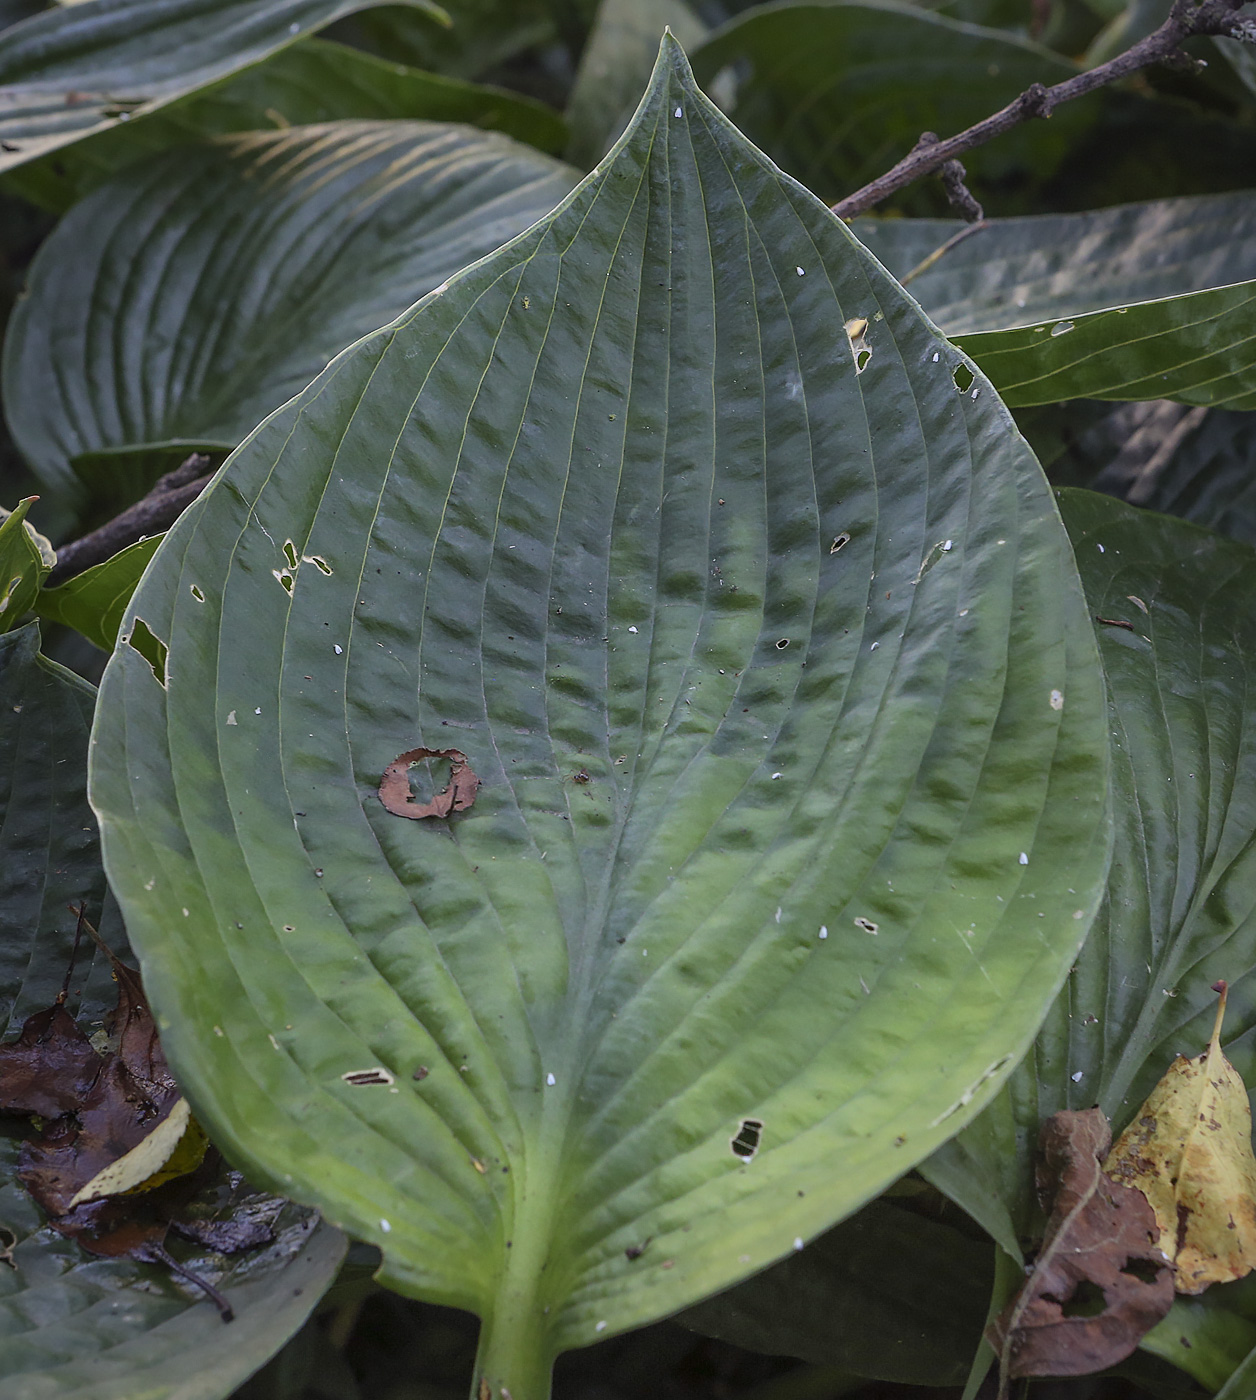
[988,1108,1173,1383]
[379,748,479,820]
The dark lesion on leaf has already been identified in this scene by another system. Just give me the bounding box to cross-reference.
[378,747,480,820]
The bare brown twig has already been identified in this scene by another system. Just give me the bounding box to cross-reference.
[47,452,214,586]
[832,0,1253,221]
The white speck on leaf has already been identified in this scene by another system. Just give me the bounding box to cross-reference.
[1073,909,1085,919]
[254,707,261,715]
[226,711,237,725]
[819,926,828,939]
[775,907,782,923]
[182,908,189,917]
[931,351,940,362]
[1071,1070,1084,1082]
[334,644,343,654]
[796,266,805,276]
[1050,689,1064,710]
[628,625,638,633]
[380,1219,391,1232]
[1097,543,1105,553]
[546,1073,556,1086]
[596,1321,608,1332]
[213,1026,223,1037]
[674,105,682,117]
[771,772,782,780]
[1019,852,1029,865]
[793,1237,804,1251]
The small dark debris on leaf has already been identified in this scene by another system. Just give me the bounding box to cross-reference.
[625,1238,651,1260]
[379,747,479,820]
[987,1108,1173,1387]
[1096,617,1135,631]
[413,1066,430,1081]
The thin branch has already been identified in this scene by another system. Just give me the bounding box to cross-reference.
[47,452,214,586]
[832,0,1251,221]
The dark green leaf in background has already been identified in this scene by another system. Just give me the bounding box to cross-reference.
[0,0,446,174]
[926,492,1256,1271]
[89,39,1110,1395]
[0,622,347,1400]
[3,120,579,495]
[679,1197,994,1386]
[689,0,1085,212]
[564,0,706,167]
[3,36,568,212]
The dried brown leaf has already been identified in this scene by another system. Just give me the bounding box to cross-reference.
[988,1108,1173,1384]
[1104,981,1256,1293]
[379,747,480,820]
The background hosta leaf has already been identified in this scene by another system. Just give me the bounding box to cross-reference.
[689,0,1085,212]
[3,36,568,212]
[564,0,706,168]
[855,193,1256,409]
[3,120,579,494]
[0,0,445,175]
[679,1197,993,1385]
[854,193,1256,336]
[926,492,1256,1265]
[0,622,347,1400]
[90,40,1109,1393]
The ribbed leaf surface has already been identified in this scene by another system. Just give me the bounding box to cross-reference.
[0,623,346,1400]
[0,0,442,173]
[926,493,1256,1260]
[6,36,566,212]
[3,120,579,492]
[90,42,1109,1391]
[855,194,1256,408]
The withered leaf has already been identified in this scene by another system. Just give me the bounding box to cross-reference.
[1104,980,1256,1294]
[379,746,480,820]
[988,1108,1173,1383]
[0,1002,105,1118]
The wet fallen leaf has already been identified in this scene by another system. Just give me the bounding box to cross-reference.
[0,908,253,1317]
[379,746,480,819]
[1104,980,1256,1293]
[988,1108,1173,1388]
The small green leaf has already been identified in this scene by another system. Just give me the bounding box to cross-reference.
[3,120,579,493]
[91,40,1109,1394]
[4,36,568,212]
[1144,1274,1256,1393]
[0,0,446,174]
[957,283,1256,409]
[0,499,53,634]
[35,535,162,653]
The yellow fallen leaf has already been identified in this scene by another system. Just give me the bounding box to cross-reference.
[1104,980,1256,1294]
[68,1096,208,1207]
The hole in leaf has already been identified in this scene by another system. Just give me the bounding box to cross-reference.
[776,638,790,650]
[128,618,168,687]
[272,570,294,594]
[304,555,333,575]
[283,539,299,569]
[952,364,975,393]
[1058,1279,1107,1318]
[830,532,851,554]
[190,585,205,602]
[731,1118,763,1159]
[1119,1257,1164,1285]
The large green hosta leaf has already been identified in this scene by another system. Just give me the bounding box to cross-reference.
[4,36,567,212]
[0,0,444,174]
[3,120,579,494]
[89,41,1109,1395]
[925,493,1256,1263]
[854,193,1256,409]
[0,623,347,1400]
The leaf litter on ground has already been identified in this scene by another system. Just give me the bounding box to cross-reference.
[0,905,277,1318]
[1105,980,1256,1294]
